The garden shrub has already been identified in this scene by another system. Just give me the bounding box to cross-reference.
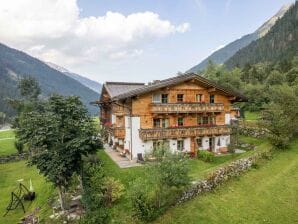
[102,177,124,206]
[130,179,161,222]
[227,144,235,153]
[197,150,214,162]
[14,140,24,154]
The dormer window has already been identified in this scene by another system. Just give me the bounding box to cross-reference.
[177,94,184,102]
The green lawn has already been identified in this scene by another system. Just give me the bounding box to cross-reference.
[0,130,17,156]
[154,139,298,224]
[0,161,54,224]
[245,111,260,121]
[98,137,262,223]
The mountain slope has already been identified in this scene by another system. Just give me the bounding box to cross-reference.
[225,2,298,69]
[188,4,291,73]
[46,62,102,93]
[0,43,99,117]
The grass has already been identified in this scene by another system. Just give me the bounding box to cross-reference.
[154,139,298,224]
[0,130,17,156]
[97,136,260,223]
[245,111,260,121]
[239,135,265,146]
[0,161,54,224]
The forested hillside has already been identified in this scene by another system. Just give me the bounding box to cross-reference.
[225,2,298,69]
[0,43,99,118]
[187,4,291,73]
[187,33,257,72]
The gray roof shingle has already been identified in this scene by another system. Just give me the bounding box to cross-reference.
[104,82,145,98]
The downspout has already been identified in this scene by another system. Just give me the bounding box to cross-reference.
[130,107,133,160]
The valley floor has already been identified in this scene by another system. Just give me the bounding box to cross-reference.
[1,130,297,224]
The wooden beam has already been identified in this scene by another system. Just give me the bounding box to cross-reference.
[207,87,216,92]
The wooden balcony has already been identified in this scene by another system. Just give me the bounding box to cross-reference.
[107,126,125,139]
[139,125,231,141]
[151,103,224,114]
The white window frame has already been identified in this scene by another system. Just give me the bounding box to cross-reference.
[177,139,184,151]
[152,93,161,103]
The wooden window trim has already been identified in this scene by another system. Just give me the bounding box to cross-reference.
[177,94,184,103]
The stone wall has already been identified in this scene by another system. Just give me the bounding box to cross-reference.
[0,153,28,164]
[177,149,272,204]
[238,125,269,138]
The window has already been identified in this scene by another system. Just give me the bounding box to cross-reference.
[197,116,202,125]
[177,140,184,151]
[153,141,160,151]
[152,93,161,103]
[210,95,215,104]
[153,118,161,128]
[210,116,216,124]
[202,116,209,124]
[161,118,169,128]
[197,116,216,125]
[153,140,169,151]
[196,94,203,102]
[177,94,184,102]
[161,94,168,103]
[196,138,202,148]
[177,117,184,126]
[153,118,169,128]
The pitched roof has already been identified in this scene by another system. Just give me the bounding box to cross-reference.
[104,82,145,98]
[111,73,247,102]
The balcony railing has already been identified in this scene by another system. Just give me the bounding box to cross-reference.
[151,103,224,113]
[107,126,125,139]
[139,125,231,141]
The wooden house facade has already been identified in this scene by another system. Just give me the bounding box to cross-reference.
[97,73,246,159]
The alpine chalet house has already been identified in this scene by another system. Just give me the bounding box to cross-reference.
[98,73,246,160]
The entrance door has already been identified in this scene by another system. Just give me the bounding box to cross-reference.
[196,138,202,149]
[209,137,214,151]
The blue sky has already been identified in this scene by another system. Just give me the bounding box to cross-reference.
[75,0,292,82]
[0,0,293,83]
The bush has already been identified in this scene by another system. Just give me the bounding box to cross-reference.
[14,141,24,154]
[227,144,235,153]
[130,179,161,222]
[79,209,110,224]
[102,177,124,206]
[197,150,214,162]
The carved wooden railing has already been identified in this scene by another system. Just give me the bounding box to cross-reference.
[151,103,224,113]
[139,125,231,141]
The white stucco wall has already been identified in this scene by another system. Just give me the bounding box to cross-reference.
[169,139,177,152]
[124,116,131,151]
[184,138,191,152]
[111,114,116,124]
[202,137,209,150]
[225,113,231,125]
[131,116,144,158]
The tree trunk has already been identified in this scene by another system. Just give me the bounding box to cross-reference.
[57,185,65,211]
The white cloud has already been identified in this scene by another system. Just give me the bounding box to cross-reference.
[0,0,190,66]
